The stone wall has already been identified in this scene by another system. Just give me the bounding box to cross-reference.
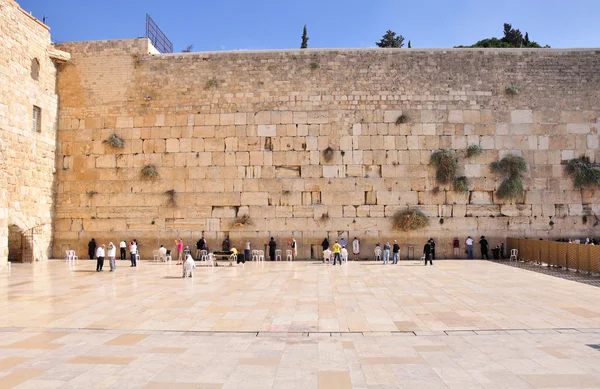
[0,0,68,265]
[53,38,600,259]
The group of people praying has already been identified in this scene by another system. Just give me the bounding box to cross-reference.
[87,238,139,272]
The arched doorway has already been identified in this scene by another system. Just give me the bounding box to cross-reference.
[8,224,33,263]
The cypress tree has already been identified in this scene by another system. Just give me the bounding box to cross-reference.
[301,25,309,49]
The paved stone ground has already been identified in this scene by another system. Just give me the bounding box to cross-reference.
[491,259,600,288]
[1,259,600,388]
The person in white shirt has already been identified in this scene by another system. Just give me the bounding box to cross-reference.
[352,237,360,260]
[182,254,196,278]
[96,244,105,272]
[158,245,167,261]
[107,242,117,272]
[119,240,127,260]
[466,236,474,259]
[341,246,348,263]
[129,241,138,267]
[290,237,297,260]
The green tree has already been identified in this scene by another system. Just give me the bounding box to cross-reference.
[181,44,194,53]
[376,30,405,48]
[300,25,309,49]
[455,23,548,48]
[408,40,411,48]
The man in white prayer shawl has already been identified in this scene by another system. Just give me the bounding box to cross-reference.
[182,254,196,278]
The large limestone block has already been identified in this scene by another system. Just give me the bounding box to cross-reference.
[257,125,276,137]
[321,191,364,205]
[511,110,533,124]
[470,191,493,205]
[241,192,269,206]
[466,205,501,217]
[83,219,127,232]
[376,191,418,205]
[566,123,593,134]
[500,204,532,217]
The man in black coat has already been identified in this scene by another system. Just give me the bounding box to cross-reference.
[88,238,96,260]
[423,240,432,266]
[479,236,489,259]
[268,237,277,261]
[429,238,436,260]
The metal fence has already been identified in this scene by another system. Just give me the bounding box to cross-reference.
[507,238,600,274]
[145,14,173,54]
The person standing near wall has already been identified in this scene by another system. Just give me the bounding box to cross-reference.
[392,240,400,264]
[129,240,137,267]
[423,240,432,266]
[321,238,329,252]
[452,237,460,258]
[429,238,436,260]
[383,242,391,264]
[196,235,205,260]
[119,240,127,260]
[352,237,360,260]
[88,238,96,260]
[96,244,105,272]
[332,240,342,265]
[466,236,474,259]
[176,239,184,264]
[268,237,277,261]
[290,237,297,260]
[107,242,116,272]
[479,236,489,259]
[339,237,347,249]
[244,240,251,263]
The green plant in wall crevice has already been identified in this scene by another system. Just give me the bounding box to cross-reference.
[391,209,429,231]
[430,150,458,185]
[103,134,125,148]
[564,156,600,189]
[490,154,528,202]
[453,176,469,193]
[466,144,483,158]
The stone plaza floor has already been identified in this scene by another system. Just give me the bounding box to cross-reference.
[1,259,600,388]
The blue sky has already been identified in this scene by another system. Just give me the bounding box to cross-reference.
[19,0,600,51]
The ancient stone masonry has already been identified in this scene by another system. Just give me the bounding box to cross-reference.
[48,37,600,260]
[0,0,69,265]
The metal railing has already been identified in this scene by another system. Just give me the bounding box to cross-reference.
[146,14,173,54]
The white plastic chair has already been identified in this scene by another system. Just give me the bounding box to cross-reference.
[510,249,518,262]
[207,253,215,267]
[374,247,381,261]
[70,250,78,262]
[286,250,293,261]
[153,250,159,262]
[165,254,172,262]
[251,250,258,261]
[136,254,141,265]
[323,250,331,263]
[257,250,265,262]
[420,254,426,265]
[200,250,208,262]
[275,249,282,261]
[65,250,70,261]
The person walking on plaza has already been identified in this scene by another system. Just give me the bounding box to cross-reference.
[392,240,400,264]
[480,236,489,259]
[423,240,433,266]
[452,237,460,258]
[321,238,329,252]
[244,240,251,263]
[466,236,474,259]
[119,240,127,260]
[88,238,96,260]
[429,238,436,260]
[268,237,276,261]
[176,239,184,264]
[352,237,360,260]
[129,240,137,267]
[96,244,105,272]
[107,242,116,272]
[383,242,391,264]
[332,240,342,265]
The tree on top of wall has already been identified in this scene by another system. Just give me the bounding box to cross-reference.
[181,44,194,53]
[455,23,550,48]
[301,25,309,49]
[407,40,411,48]
[376,30,405,48]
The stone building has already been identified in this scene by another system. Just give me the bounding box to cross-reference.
[1,0,599,264]
[0,0,68,266]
